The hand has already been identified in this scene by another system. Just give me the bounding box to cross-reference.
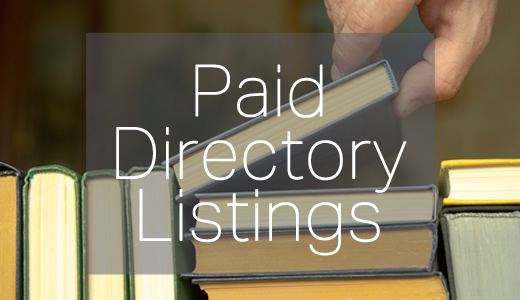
[325,0,498,117]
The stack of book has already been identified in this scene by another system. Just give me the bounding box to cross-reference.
[169,60,448,299]
[184,186,447,299]
[440,159,520,300]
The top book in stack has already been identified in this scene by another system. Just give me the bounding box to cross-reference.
[441,159,520,205]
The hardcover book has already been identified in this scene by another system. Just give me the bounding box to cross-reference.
[82,170,128,300]
[185,185,438,278]
[194,185,437,230]
[0,162,24,300]
[166,60,400,203]
[195,272,449,300]
[187,224,437,277]
[125,167,204,300]
[23,165,81,300]
[440,206,520,300]
[440,159,520,205]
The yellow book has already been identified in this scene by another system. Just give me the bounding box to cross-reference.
[440,159,520,205]
[199,274,448,300]
[0,163,23,300]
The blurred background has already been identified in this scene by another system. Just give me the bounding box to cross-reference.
[1,0,519,174]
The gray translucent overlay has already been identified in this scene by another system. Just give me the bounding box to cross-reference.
[86,33,434,274]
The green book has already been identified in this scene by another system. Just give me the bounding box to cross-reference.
[0,162,24,300]
[23,165,82,300]
[125,166,204,300]
[441,206,520,300]
[82,170,129,300]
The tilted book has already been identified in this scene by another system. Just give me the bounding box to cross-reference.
[165,60,400,203]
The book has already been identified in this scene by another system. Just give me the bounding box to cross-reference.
[195,273,448,300]
[440,159,520,205]
[23,165,81,300]
[0,162,24,300]
[166,60,399,203]
[185,185,438,278]
[187,223,436,277]
[125,167,204,300]
[82,170,127,300]
[194,185,437,230]
[440,206,520,300]
[125,167,174,299]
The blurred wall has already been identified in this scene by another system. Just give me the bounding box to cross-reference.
[0,0,519,175]
[435,1,520,173]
